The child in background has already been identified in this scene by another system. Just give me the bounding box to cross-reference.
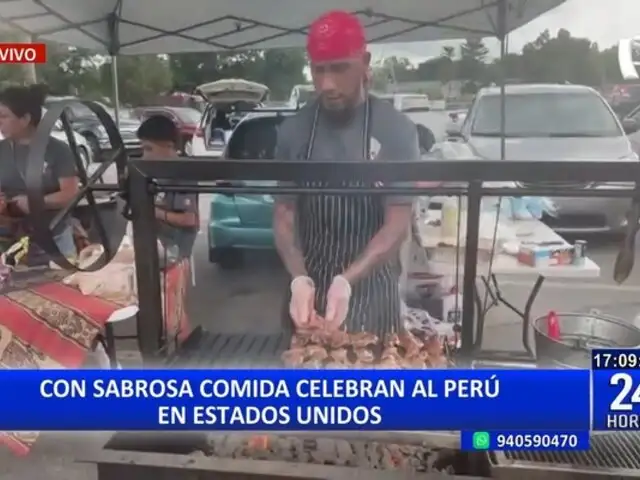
[136,115,199,258]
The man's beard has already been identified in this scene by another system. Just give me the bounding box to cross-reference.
[319,87,365,124]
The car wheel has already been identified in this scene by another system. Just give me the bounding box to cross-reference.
[83,133,101,161]
[210,247,244,269]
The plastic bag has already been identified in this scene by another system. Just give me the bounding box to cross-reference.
[508,196,557,220]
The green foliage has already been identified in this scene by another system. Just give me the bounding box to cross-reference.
[0,29,631,104]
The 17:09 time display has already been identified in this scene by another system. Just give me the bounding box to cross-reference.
[592,350,640,369]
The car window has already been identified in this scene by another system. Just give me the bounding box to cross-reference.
[177,109,202,123]
[227,116,286,160]
[471,92,622,137]
[630,106,640,122]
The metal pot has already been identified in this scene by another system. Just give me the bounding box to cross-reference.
[533,312,640,369]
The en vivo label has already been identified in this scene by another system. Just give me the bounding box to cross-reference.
[0,43,47,64]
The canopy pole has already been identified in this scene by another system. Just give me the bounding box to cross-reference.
[110,57,120,128]
[497,0,507,160]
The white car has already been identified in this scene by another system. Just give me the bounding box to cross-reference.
[187,79,269,158]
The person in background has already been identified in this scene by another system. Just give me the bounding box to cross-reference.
[273,10,421,335]
[137,115,199,258]
[0,84,79,259]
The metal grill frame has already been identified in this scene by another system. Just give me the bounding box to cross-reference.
[491,431,640,480]
[125,158,640,364]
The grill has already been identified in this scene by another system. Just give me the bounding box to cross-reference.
[492,432,640,479]
[518,181,591,190]
[165,328,290,367]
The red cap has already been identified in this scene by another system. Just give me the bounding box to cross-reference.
[307,10,366,63]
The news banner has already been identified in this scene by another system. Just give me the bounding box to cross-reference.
[1,350,639,451]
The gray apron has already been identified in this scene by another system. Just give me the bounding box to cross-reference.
[281,96,402,335]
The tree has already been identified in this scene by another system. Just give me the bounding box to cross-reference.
[101,55,173,105]
[457,38,489,92]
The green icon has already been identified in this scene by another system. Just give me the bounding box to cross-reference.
[472,431,491,450]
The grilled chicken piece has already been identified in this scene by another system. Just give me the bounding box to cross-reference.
[403,356,427,369]
[290,335,310,348]
[327,330,350,349]
[281,348,306,366]
[381,346,401,361]
[330,348,349,363]
[424,335,443,357]
[303,359,323,369]
[378,357,401,368]
[384,333,401,348]
[428,354,449,368]
[350,332,378,348]
[355,348,375,363]
[325,362,350,369]
[304,345,328,361]
[398,332,422,357]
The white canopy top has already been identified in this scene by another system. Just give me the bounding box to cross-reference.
[0,0,565,55]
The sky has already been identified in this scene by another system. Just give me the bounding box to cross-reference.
[370,0,640,63]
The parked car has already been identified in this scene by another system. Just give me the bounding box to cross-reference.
[624,103,640,155]
[44,97,142,159]
[208,109,437,270]
[442,83,640,234]
[186,79,269,158]
[288,84,315,108]
[136,106,201,153]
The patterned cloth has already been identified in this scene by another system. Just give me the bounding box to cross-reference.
[0,260,190,456]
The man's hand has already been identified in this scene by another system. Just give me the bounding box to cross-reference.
[325,275,352,329]
[289,276,316,329]
[10,195,29,214]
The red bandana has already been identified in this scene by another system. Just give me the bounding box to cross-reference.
[307,10,366,63]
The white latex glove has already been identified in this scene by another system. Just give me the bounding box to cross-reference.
[325,275,352,329]
[289,276,315,329]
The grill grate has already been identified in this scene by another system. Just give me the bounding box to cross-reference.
[166,328,290,368]
[494,432,640,471]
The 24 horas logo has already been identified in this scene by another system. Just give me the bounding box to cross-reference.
[0,43,47,63]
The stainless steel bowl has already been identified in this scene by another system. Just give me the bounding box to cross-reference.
[533,312,640,368]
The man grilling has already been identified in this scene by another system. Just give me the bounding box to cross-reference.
[273,10,421,335]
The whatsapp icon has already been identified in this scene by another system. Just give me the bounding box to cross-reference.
[472,431,491,450]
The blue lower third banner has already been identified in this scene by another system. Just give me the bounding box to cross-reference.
[593,368,640,430]
[0,369,590,431]
[460,431,590,451]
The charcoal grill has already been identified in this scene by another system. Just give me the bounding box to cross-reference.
[83,431,483,480]
[491,432,640,480]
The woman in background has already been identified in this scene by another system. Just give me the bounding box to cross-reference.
[0,84,79,259]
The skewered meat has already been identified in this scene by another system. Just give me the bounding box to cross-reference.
[398,332,422,357]
[327,330,350,349]
[404,356,428,369]
[290,335,310,348]
[384,333,401,348]
[330,348,349,363]
[381,347,401,361]
[350,332,378,348]
[281,348,306,366]
[304,345,328,361]
[378,357,401,368]
[355,348,375,363]
[424,335,443,357]
[303,359,323,369]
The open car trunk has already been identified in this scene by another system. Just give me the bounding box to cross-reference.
[196,79,269,105]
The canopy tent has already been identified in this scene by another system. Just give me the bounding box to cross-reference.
[0,0,565,55]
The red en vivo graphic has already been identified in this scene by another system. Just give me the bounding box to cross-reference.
[0,43,47,64]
